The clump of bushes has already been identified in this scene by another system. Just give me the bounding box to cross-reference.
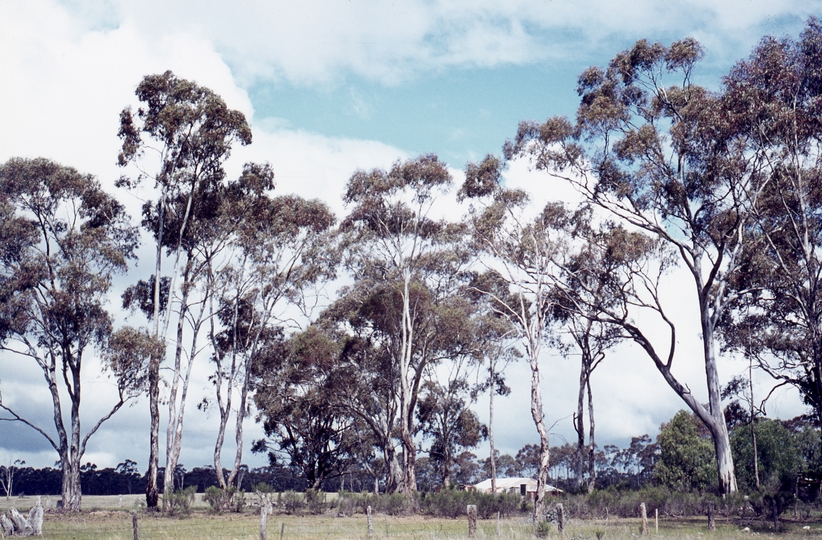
[418,489,521,519]
[334,492,415,516]
[203,486,246,513]
[164,486,197,515]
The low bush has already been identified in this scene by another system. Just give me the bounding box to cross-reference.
[203,486,245,513]
[279,490,304,514]
[165,486,197,515]
[418,489,521,519]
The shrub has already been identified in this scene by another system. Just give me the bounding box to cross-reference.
[535,520,552,538]
[280,491,304,514]
[165,486,197,515]
[305,488,326,514]
[417,490,521,519]
[203,486,245,513]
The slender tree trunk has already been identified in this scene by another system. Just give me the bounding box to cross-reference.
[65,356,83,512]
[146,193,166,509]
[526,328,550,528]
[227,364,252,487]
[574,359,586,492]
[489,356,497,494]
[164,281,205,509]
[586,377,596,494]
[749,357,760,490]
[212,312,237,490]
[399,270,417,494]
[163,272,190,507]
[146,360,160,508]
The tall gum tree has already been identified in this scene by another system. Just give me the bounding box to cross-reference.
[0,158,140,511]
[209,169,336,492]
[117,71,252,508]
[503,38,774,494]
[460,156,576,525]
[318,291,405,492]
[721,19,822,448]
[340,154,468,495]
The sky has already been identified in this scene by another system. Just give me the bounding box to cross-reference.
[0,0,818,478]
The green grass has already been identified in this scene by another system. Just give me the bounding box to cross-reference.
[3,495,822,539]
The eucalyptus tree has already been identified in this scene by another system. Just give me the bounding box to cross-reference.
[339,154,469,494]
[720,19,822,441]
[417,360,487,488]
[117,71,252,507]
[459,156,576,524]
[208,168,336,492]
[253,326,360,490]
[0,158,141,511]
[554,216,633,493]
[319,285,406,492]
[503,37,774,494]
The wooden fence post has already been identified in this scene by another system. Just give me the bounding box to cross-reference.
[132,510,139,540]
[708,501,716,532]
[640,503,648,535]
[467,504,477,538]
[655,508,658,534]
[556,503,564,535]
[260,503,267,540]
[367,505,374,538]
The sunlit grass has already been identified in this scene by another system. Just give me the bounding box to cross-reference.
[3,495,822,539]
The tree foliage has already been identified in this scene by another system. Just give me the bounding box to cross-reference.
[655,411,717,493]
[0,157,138,511]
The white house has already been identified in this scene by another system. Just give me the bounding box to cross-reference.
[471,477,563,497]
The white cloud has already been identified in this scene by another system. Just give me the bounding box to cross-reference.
[44,0,819,87]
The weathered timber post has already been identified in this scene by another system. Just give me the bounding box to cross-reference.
[260,503,268,540]
[655,508,658,534]
[132,510,139,540]
[640,503,648,535]
[28,504,43,536]
[707,501,715,532]
[496,511,501,537]
[467,504,477,538]
[119,495,123,508]
[280,522,285,540]
[367,505,374,538]
[556,503,565,535]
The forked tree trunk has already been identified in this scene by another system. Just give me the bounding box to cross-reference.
[574,363,586,492]
[399,270,417,495]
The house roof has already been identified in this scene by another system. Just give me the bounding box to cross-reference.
[473,477,563,493]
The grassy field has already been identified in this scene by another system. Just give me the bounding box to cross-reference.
[2,495,822,539]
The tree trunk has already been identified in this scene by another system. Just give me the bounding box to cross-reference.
[574,360,586,492]
[146,361,160,508]
[489,356,497,494]
[527,331,550,528]
[164,264,205,508]
[586,377,596,494]
[749,358,760,490]
[227,365,252,487]
[399,270,417,495]
[163,277,190,506]
[61,455,82,512]
[701,312,738,494]
[146,193,166,510]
